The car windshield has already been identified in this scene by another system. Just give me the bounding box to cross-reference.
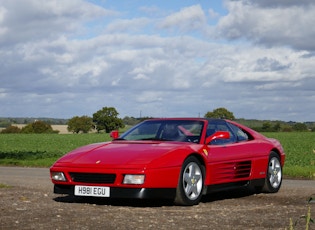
[119,120,204,143]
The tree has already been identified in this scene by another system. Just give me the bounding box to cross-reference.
[273,122,281,132]
[93,107,124,133]
[122,116,140,126]
[261,122,272,131]
[1,125,21,134]
[204,107,235,120]
[67,116,94,134]
[21,120,58,134]
[293,122,308,132]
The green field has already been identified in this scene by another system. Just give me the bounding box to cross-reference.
[0,132,314,179]
[262,132,315,179]
[0,134,111,167]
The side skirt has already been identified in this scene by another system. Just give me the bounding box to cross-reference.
[203,179,265,195]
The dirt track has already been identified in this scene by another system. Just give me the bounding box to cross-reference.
[0,167,314,230]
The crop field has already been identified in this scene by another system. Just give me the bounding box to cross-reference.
[262,132,315,179]
[0,132,314,179]
[0,134,110,167]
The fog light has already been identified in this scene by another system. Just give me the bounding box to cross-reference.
[123,174,145,184]
[51,172,66,181]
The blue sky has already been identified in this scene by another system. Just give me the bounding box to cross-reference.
[1,0,315,122]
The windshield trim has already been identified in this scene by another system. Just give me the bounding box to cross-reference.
[119,119,205,144]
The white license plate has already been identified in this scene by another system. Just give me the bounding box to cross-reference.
[74,185,110,197]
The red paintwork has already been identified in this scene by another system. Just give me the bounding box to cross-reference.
[50,118,285,192]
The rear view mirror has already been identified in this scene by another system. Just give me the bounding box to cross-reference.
[110,130,119,139]
[206,131,230,144]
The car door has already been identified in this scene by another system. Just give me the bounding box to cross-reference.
[204,121,257,185]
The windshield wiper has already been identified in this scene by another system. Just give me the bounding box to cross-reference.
[138,137,167,141]
[114,137,173,141]
[113,138,126,141]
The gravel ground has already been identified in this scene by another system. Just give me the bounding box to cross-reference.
[0,167,314,230]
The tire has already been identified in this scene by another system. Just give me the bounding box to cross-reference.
[262,152,282,193]
[174,156,204,206]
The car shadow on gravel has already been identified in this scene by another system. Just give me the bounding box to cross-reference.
[201,187,255,203]
[53,195,175,207]
[53,187,256,207]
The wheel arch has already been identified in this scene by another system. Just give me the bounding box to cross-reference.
[185,153,206,168]
[270,148,285,166]
[270,148,280,159]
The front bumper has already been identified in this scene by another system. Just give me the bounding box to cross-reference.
[54,184,176,200]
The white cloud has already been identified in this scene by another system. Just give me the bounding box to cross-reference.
[0,0,116,47]
[208,8,220,19]
[0,0,314,122]
[217,0,315,50]
[136,91,163,103]
[158,5,207,32]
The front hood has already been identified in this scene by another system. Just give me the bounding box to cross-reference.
[53,140,194,168]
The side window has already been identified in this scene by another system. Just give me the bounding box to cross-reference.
[229,123,249,142]
[208,122,236,145]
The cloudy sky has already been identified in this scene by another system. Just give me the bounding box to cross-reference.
[1,0,315,122]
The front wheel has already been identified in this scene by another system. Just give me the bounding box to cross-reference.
[174,156,204,206]
[262,152,282,193]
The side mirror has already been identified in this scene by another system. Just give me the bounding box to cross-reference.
[206,131,230,144]
[110,130,119,139]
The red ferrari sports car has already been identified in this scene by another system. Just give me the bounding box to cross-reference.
[50,118,285,205]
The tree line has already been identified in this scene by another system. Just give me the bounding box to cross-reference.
[1,107,314,134]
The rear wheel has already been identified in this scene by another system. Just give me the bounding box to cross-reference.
[262,152,282,193]
[174,156,204,206]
